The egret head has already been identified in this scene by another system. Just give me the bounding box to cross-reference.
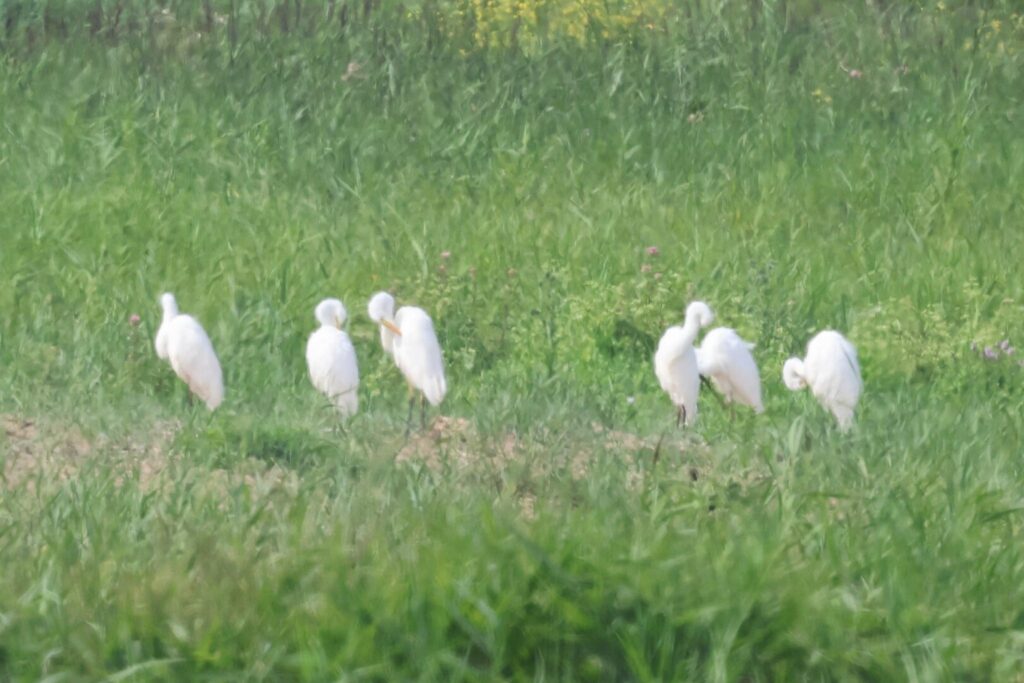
[685,300,714,328]
[315,298,347,329]
[782,358,807,391]
[368,291,402,336]
[367,291,396,323]
[160,292,179,317]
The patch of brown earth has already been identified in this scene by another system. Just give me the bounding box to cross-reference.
[2,414,180,492]
[396,416,519,473]
[2,411,716,519]
[3,414,95,489]
[392,416,713,519]
[108,419,182,491]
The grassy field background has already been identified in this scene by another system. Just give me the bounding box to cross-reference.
[1,0,1023,679]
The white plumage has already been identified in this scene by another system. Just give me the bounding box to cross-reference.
[306,298,359,416]
[783,330,862,431]
[654,301,714,426]
[368,292,447,409]
[696,327,764,414]
[154,292,224,410]
[368,292,399,360]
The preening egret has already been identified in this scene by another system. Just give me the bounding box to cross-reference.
[696,327,764,414]
[306,298,359,417]
[783,330,862,431]
[154,292,224,410]
[654,301,714,426]
[367,291,447,428]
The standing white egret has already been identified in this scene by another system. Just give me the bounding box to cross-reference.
[154,292,224,410]
[654,301,714,426]
[695,327,764,414]
[783,330,862,431]
[306,298,359,417]
[367,291,447,428]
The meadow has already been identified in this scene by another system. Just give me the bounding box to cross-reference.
[1,0,1023,679]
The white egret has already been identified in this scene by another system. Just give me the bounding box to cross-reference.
[154,292,224,410]
[783,330,862,431]
[367,291,447,428]
[696,327,764,414]
[306,298,359,417]
[653,301,714,426]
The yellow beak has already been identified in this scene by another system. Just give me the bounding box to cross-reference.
[381,319,402,336]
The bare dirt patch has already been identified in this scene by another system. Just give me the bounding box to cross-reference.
[1,412,717,517]
[393,416,712,514]
[396,416,519,472]
[107,419,182,491]
[1,413,180,492]
[2,414,94,489]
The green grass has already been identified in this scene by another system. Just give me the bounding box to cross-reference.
[1,1,1023,679]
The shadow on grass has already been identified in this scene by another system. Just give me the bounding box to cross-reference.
[172,417,347,471]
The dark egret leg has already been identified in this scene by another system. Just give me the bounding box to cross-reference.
[420,395,427,430]
[700,376,728,410]
[652,431,666,467]
[676,405,686,428]
[333,409,348,437]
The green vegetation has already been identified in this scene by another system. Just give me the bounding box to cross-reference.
[1,1,1023,679]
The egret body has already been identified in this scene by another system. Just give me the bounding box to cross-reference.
[654,301,714,426]
[696,327,764,414]
[368,292,447,427]
[306,298,360,416]
[154,293,224,410]
[783,330,862,431]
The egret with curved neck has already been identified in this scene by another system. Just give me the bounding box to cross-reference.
[783,330,862,431]
[368,291,447,430]
[654,300,714,426]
